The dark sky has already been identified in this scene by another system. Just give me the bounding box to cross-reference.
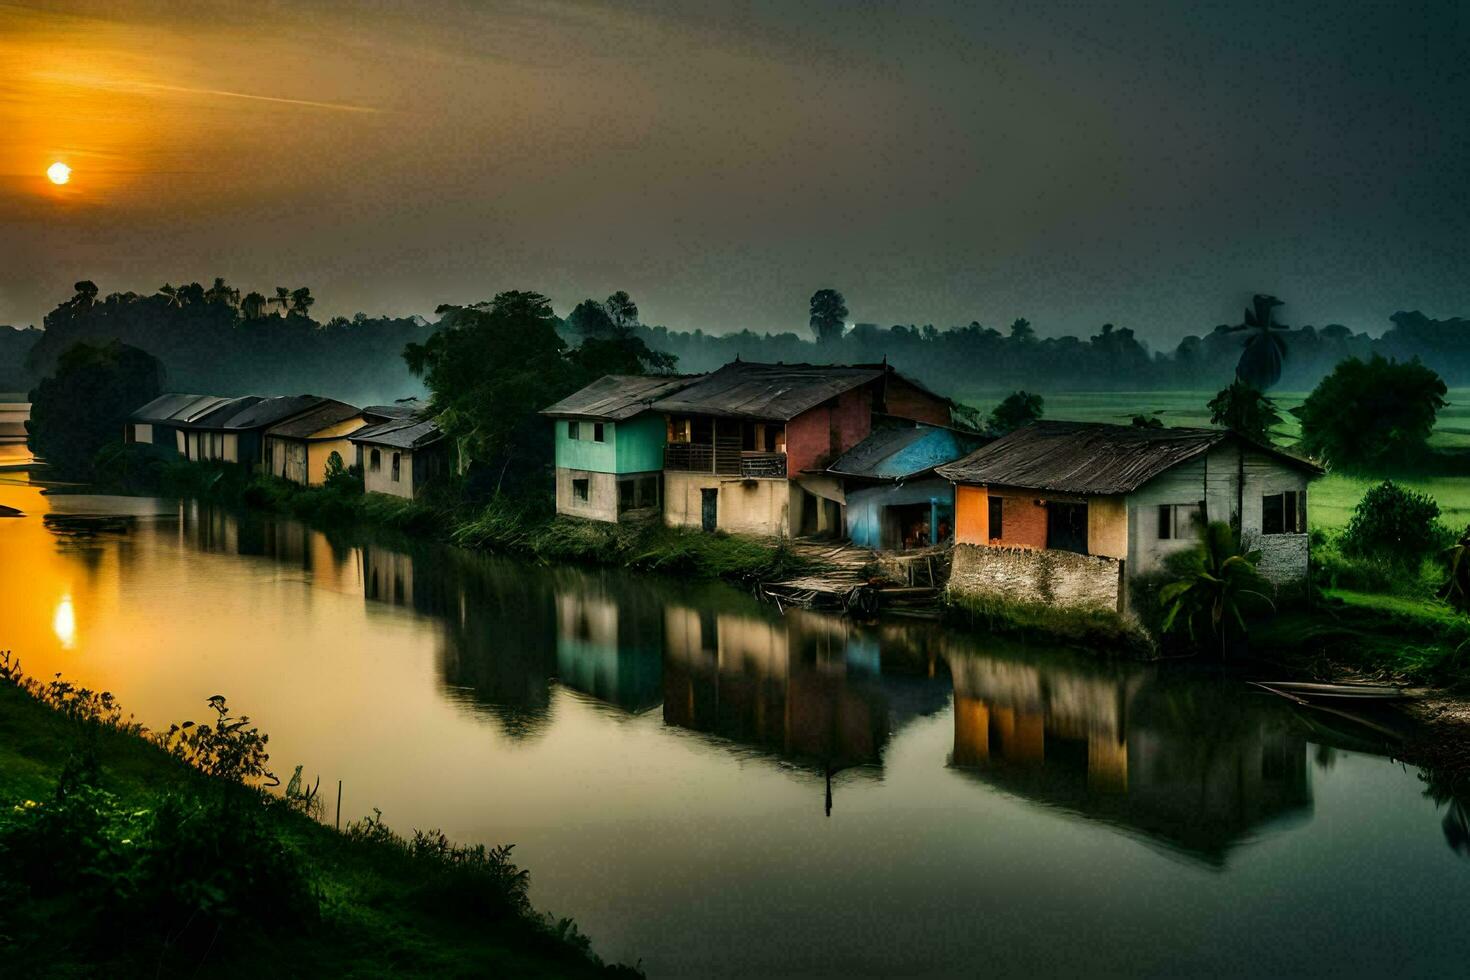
[2,0,1466,345]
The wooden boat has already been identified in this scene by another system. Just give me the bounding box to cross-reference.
[1249,680,1410,704]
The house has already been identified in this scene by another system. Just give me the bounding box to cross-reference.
[173,396,266,462]
[262,399,368,486]
[349,414,447,499]
[540,374,703,522]
[935,421,1322,615]
[124,393,257,456]
[827,421,989,550]
[178,394,338,469]
[649,361,953,537]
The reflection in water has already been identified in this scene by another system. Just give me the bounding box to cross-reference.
[52,594,76,649]
[945,645,1312,866]
[8,488,1470,975]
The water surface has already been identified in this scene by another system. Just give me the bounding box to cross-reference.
[1,463,1465,977]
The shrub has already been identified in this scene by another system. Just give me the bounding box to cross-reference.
[1441,526,1470,613]
[1341,480,1448,568]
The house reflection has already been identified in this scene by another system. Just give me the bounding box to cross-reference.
[663,605,948,780]
[178,501,356,591]
[363,545,556,740]
[944,643,1312,866]
[554,578,663,713]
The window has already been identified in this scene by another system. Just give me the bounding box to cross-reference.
[568,420,580,440]
[391,452,401,482]
[572,478,589,503]
[369,448,381,472]
[669,417,691,443]
[988,496,1004,540]
[593,422,605,443]
[1157,502,1205,540]
[1262,490,1306,534]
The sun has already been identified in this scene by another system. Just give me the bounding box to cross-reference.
[46,162,71,185]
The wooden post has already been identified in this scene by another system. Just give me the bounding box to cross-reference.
[335,780,342,831]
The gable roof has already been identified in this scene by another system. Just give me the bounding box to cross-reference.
[130,393,240,425]
[210,395,334,431]
[935,420,1321,495]
[264,400,363,439]
[363,401,425,422]
[540,374,703,421]
[649,361,887,420]
[349,415,443,450]
[827,423,989,481]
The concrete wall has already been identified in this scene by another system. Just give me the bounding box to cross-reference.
[948,542,1123,612]
[362,445,418,499]
[556,468,619,522]
[132,422,153,444]
[664,470,790,536]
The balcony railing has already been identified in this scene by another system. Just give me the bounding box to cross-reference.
[665,442,714,473]
[665,443,787,478]
[739,452,787,478]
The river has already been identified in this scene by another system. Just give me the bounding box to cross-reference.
[1,449,1466,977]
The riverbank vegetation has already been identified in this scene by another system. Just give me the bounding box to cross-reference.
[0,652,637,977]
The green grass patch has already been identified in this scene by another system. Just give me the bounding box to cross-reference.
[0,659,636,978]
[941,590,1150,655]
[1253,588,1470,686]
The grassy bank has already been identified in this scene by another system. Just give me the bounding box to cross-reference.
[1256,589,1470,687]
[0,656,637,977]
[146,458,808,585]
[941,591,1151,655]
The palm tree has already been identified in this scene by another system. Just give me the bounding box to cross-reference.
[240,291,268,321]
[1440,526,1470,613]
[270,286,292,316]
[289,286,314,317]
[158,283,182,308]
[205,276,239,309]
[1159,521,1275,658]
[1207,379,1283,444]
[1228,294,1289,389]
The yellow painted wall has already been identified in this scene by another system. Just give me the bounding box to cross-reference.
[664,471,790,536]
[1087,494,1128,559]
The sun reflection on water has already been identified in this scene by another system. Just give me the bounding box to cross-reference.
[52,594,76,649]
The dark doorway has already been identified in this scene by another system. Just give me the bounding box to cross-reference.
[1045,501,1089,554]
[700,488,718,532]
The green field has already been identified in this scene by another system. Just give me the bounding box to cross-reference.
[957,389,1470,531]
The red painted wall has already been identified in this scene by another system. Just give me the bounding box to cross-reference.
[883,378,951,425]
[787,386,873,473]
[995,493,1048,549]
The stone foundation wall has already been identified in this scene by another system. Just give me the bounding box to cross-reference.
[947,543,1123,612]
[1243,531,1309,584]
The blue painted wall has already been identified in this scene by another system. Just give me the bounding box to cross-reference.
[845,477,955,550]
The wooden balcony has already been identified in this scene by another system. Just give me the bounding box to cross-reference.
[665,443,787,478]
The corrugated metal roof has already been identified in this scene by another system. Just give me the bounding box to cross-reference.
[540,374,703,420]
[129,393,236,424]
[828,424,988,480]
[264,400,363,439]
[183,396,264,428]
[935,421,1320,494]
[649,361,886,420]
[349,415,443,450]
[211,395,333,431]
[363,401,424,421]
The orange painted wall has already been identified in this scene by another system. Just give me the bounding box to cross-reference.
[955,486,1048,549]
[955,485,988,544]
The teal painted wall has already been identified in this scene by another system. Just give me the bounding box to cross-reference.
[553,413,665,474]
[614,414,667,473]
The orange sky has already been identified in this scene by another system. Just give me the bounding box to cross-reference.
[1,1,1466,341]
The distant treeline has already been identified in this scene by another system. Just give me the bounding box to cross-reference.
[5,279,1468,403]
[14,280,429,406]
[632,310,1470,393]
